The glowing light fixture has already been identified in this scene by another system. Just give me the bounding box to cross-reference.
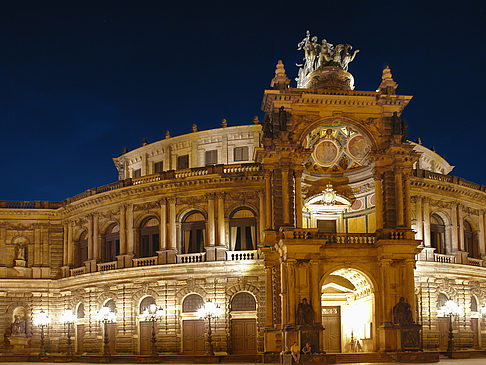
[60,309,77,358]
[197,300,222,355]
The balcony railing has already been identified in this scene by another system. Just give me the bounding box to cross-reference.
[226,250,258,260]
[133,256,158,267]
[70,266,86,276]
[97,261,117,272]
[176,253,206,263]
[467,257,483,267]
[414,169,486,192]
[281,228,376,245]
[434,253,456,264]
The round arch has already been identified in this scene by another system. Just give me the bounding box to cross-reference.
[320,266,377,353]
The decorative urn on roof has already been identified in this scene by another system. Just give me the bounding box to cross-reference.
[296,31,359,90]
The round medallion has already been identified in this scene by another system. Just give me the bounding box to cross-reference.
[347,135,369,160]
[313,140,339,166]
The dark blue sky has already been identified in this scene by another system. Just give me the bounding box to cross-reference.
[1,2,485,201]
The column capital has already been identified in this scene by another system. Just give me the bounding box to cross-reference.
[205,192,216,200]
[215,192,225,199]
[159,197,167,205]
[167,197,177,204]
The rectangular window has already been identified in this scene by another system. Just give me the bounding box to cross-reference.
[177,154,189,169]
[205,150,218,166]
[234,146,249,162]
[154,161,163,173]
[133,168,141,178]
[317,219,336,233]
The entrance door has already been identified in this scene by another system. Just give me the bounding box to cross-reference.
[438,317,449,351]
[231,319,257,354]
[471,318,479,350]
[322,306,341,353]
[106,323,116,354]
[183,320,205,354]
[140,321,152,354]
[76,324,84,354]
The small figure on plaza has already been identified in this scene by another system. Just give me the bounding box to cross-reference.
[296,298,315,326]
[290,341,301,363]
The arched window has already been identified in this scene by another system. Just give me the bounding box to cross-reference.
[231,292,256,311]
[464,220,479,259]
[437,293,448,309]
[229,209,257,251]
[470,296,478,312]
[430,214,446,254]
[103,224,120,263]
[139,296,156,314]
[75,230,88,268]
[182,294,204,313]
[104,299,116,314]
[139,217,160,258]
[77,303,85,319]
[182,212,205,254]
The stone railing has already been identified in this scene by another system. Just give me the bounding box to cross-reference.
[415,169,486,192]
[280,228,375,245]
[70,266,86,276]
[176,253,206,263]
[133,256,158,267]
[467,257,483,267]
[226,250,258,261]
[0,200,62,209]
[97,261,117,272]
[434,253,456,264]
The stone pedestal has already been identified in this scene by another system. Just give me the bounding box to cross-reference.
[8,335,29,351]
[84,259,98,273]
[159,249,176,264]
[205,246,216,261]
[455,251,469,264]
[379,323,399,352]
[417,247,435,262]
[215,246,227,261]
[398,324,421,351]
[298,324,323,354]
[32,266,51,278]
[14,259,26,267]
[116,254,133,269]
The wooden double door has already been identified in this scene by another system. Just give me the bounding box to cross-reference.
[231,319,257,354]
[140,321,153,355]
[183,320,206,354]
[322,306,341,353]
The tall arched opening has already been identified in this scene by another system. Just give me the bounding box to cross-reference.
[321,268,375,353]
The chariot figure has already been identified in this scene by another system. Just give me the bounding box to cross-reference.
[341,44,360,71]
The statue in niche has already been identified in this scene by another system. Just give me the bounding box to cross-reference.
[296,298,315,326]
[390,112,407,142]
[393,297,413,326]
[262,114,273,138]
[15,244,25,261]
[278,106,288,131]
[11,315,26,335]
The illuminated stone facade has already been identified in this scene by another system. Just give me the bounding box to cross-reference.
[0,37,486,358]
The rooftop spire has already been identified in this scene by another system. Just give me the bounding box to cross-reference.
[270,60,290,90]
[377,65,398,95]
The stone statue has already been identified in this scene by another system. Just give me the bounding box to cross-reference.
[393,297,414,326]
[262,114,273,138]
[15,244,25,261]
[391,112,407,141]
[341,45,360,71]
[278,106,288,131]
[296,298,315,325]
[11,315,26,335]
[317,39,333,68]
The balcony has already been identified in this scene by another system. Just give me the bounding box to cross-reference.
[280,228,376,245]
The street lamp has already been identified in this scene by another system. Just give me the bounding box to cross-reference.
[139,304,164,355]
[197,300,223,355]
[33,310,50,358]
[60,309,77,358]
[95,306,116,357]
[439,299,460,354]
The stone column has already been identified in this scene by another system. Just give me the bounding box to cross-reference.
[127,204,134,257]
[481,211,486,257]
[395,171,404,226]
[208,194,215,246]
[451,203,459,252]
[168,198,177,264]
[265,170,272,229]
[63,222,68,266]
[87,214,93,260]
[93,213,99,260]
[217,193,225,246]
[265,265,274,327]
[415,197,423,242]
[119,205,127,255]
[287,259,296,324]
[458,205,464,252]
[67,221,74,266]
[160,199,167,250]
[423,198,431,247]
[282,168,290,225]
[311,260,321,324]
[295,170,303,228]
[404,175,411,228]
[374,176,383,230]
[259,191,265,244]
[280,260,288,326]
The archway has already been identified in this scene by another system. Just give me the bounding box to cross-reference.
[321,268,375,353]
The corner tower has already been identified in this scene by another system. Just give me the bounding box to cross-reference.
[258,32,421,354]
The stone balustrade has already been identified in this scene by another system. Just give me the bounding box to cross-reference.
[467,257,483,267]
[280,228,376,245]
[415,169,486,192]
[176,253,206,263]
[133,256,158,267]
[434,253,456,264]
[97,261,117,272]
[70,266,86,276]
[226,250,258,260]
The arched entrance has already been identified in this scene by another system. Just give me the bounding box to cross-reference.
[321,268,375,353]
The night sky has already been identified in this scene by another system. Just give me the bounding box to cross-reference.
[1,2,485,201]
